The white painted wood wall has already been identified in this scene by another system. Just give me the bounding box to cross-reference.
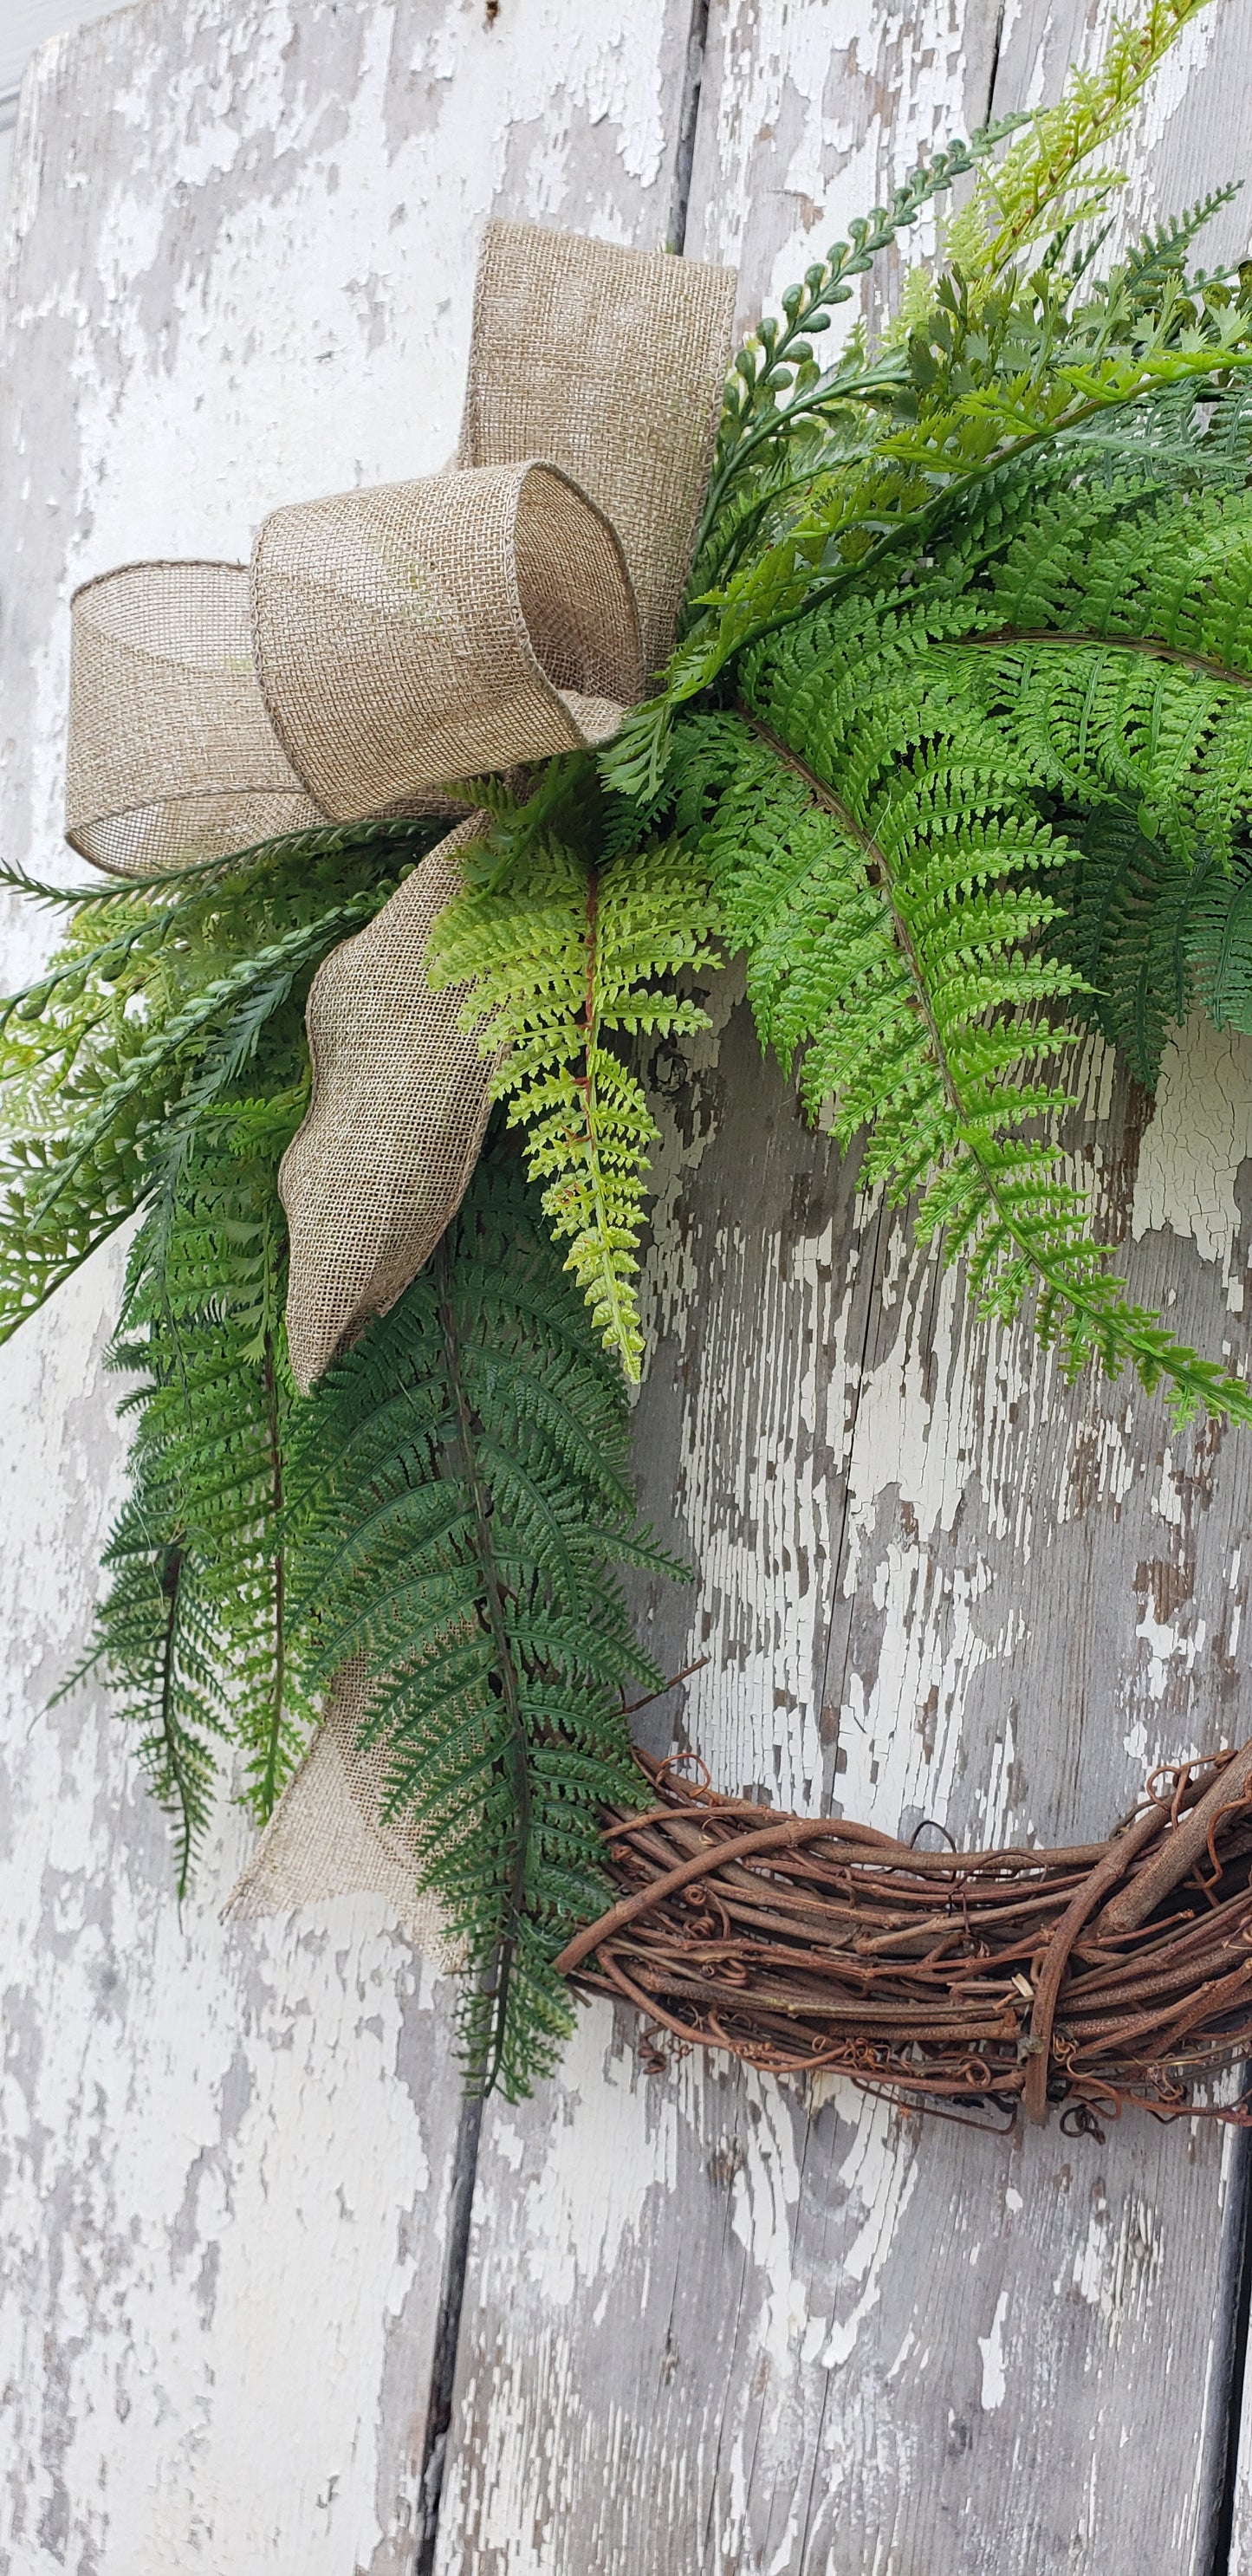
[0,4,121,204]
[4,5,1252,2572]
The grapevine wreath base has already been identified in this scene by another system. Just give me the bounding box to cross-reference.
[555,1742,1252,2133]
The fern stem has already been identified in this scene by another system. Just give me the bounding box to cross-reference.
[738,708,1251,1417]
[156,1541,193,1900]
[571,862,641,1383]
[260,1328,287,1823]
[434,1235,532,2093]
[966,629,1252,691]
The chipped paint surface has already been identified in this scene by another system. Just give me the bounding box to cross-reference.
[1132,1016,1252,1298]
[685,0,1005,337]
[0,3,689,2566]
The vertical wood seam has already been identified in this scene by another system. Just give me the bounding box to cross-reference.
[413,27,719,2566]
[414,2090,486,2576]
[1204,2128,1252,2576]
[666,0,711,253]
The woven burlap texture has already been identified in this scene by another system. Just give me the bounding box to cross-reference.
[252,461,642,817]
[461,221,737,680]
[224,1658,459,1963]
[66,561,324,877]
[279,814,494,1392]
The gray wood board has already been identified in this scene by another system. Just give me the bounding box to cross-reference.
[0,3,692,2570]
[436,5,1252,2572]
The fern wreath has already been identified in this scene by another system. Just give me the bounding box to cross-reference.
[9,0,1252,2115]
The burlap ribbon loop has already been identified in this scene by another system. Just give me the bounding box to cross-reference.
[253,462,643,819]
[66,561,324,878]
[460,224,738,679]
[67,224,736,881]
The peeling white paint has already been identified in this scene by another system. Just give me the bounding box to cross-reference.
[1132,1016,1252,1301]
[7,3,1252,2571]
[976,2291,1009,2412]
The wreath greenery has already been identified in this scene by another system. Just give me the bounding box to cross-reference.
[6,0,1252,2098]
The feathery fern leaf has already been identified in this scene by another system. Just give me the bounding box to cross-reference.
[944,0,1216,282]
[60,1088,317,1875]
[0,818,439,1340]
[428,829,721,1379]
[284,1135,678,2095]
[53,1522,226,1900]
[671,680,1252,1427]
[1186,851,1252,1030]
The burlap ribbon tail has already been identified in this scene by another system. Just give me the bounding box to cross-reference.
[64,222,736,1948]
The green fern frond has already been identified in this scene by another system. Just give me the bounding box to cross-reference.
[54,1525,226,1900]
[1044,802,1197,1086]
[688,114,1033,613]
[1186,850,1252,1029]
[57,1084,317,1872]
[1117,187,1242,303]
[672,685,1252,1428]
[284,1137,678,2096]
[428,833,721,1379]
[0,820,435,1342]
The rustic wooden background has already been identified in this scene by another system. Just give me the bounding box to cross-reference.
[3,3,1252,2571]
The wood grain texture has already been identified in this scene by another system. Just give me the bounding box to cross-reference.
[684,0,1003,337]
[0,3,692,2569]
[437,6,1252,2570]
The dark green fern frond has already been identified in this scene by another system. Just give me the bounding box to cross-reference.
[676,692,1252,1429]
[285,1138,679,2096]
[428,834,722,1379]
[1186,850,1252,1031]
[54,1523,226,1899]
[61,1088,317,1863]
[1048,801,1202,1087]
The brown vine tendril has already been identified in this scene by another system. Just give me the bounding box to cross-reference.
[554,1744,1252,2131]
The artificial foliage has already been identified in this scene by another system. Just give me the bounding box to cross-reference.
[8,0,1252,2091]
[283,1132,676,2092]
[427,774,722,1379]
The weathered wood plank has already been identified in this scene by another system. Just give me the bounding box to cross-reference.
[0,3,693,2568]
[2,0,125,95]
[437,6,1252,2570]
[684,0,1002,337]
[1,3,125,210]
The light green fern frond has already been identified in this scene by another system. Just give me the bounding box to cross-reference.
[429,833,721,1379]
[944,0,1216,282]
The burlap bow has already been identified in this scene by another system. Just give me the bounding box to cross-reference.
[65,220,736,1936]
